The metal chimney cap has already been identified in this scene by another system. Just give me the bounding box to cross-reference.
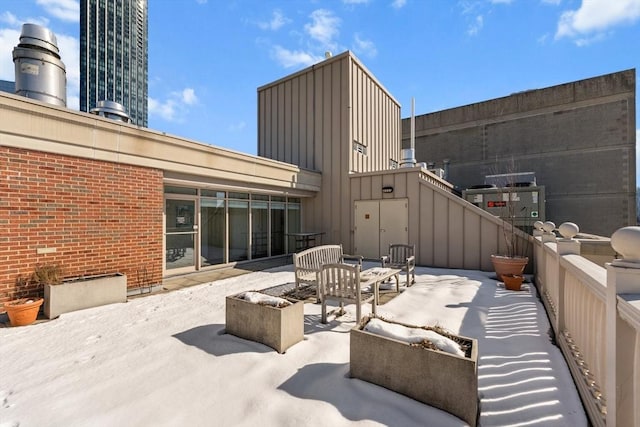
[90,100,131,122]
[18,23,60,56]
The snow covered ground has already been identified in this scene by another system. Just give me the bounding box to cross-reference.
[0,263,586,426]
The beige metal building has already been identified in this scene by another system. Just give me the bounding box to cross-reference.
[258,51,528,271]
[258,51,402,248]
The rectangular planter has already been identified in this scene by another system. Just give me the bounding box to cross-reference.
[225,293,304,354]
[350,318,479,426]
[44,273,127,319]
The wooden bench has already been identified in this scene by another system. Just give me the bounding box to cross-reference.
[292,244,362,301]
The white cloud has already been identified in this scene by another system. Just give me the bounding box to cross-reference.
[304,9,340,46]
[467,15,484,35]
[148,97,177,122]
[343,0,370,3]
[353,34,377,58]
[180,88,198,105]
[57,33,80,109]
[228,121,246,132]
[490,0,513,4]
[149,88,200,122]
[36,0,79,23]
[0,28,21,80]
[271,45,322,68]
[258,10,289,31]
[555,0,640,42]
[391,0,407,9]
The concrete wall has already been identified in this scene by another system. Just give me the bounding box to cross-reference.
[404,69,637,237]
[258,51,401,247]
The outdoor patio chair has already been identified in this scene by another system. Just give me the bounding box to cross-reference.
[380,244,416,287]
[318,263,374,324]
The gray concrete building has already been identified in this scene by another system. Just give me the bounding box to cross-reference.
[403,69,636,237]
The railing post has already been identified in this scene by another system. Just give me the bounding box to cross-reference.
[542,221,556,243]
[606,226,640,427]
[556,222,580,334]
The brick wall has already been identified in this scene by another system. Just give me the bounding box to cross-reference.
[0,147,164,304]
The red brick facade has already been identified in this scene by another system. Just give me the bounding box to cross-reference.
[0,147,164,304]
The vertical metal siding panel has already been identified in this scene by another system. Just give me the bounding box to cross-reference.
[264,88,272,159]
[277,83,285,162]
[394,171,407,198]
[481,218,499,271]
[291,76,300,167]
[257,90,264,157]
[407,172,420,252]
[349,61,355,173]
[271,86,279,160]
[306,73,314,170]
[321,66,333,239]
[361,175,372,200]
[283,79,292,164]
[330,61,341,243]
[372,174,383,199]
[339,59,351,247]
[463,209,482,270]
[419,183,435,265]
[433,192,449,267]
[448,201,464,268]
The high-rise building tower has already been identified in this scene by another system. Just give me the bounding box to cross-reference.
[80,0,148,127]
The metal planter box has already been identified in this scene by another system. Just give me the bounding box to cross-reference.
[44,273,127,319]
[350,317,479,426]
[225,293,304,354]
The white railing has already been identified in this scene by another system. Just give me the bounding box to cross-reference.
[533,222,640,427]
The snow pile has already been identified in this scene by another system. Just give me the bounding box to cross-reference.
[239,291,291,308]
[363,317,464,357]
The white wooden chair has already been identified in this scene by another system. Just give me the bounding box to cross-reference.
[318,263,374,324]
[380,244,416,287]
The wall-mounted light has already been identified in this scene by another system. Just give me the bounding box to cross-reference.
[382,186,394,193]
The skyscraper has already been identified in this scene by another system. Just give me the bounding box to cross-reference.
[80,0,148,127]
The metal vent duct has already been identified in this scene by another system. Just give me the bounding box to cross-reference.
[12,23,67,107]
[90,100,131,123]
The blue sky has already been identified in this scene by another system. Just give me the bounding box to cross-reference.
[0,0,639,185]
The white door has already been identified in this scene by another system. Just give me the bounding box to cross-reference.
[380,199,408,253]
[354,199,408,259]
[354,200,381,259]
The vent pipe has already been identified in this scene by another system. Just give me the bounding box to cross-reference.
[400,97,417,168]
[12,23,66,106]
[90,100,131,123]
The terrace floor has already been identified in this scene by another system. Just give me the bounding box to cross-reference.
[0,261,587,426]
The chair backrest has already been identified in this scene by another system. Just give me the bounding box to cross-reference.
[293,244,343,270]
[388,244,415,263]
[319,263,361,299]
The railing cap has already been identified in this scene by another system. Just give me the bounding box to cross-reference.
[611,226,640,266]
[559,222,579,239]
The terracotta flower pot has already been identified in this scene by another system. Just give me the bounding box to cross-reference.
[490,255,528,279]
[3,298,44,326]
[502,274,524,291]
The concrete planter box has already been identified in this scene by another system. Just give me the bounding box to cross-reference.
[225,293,304,354]
[350,317,479,426]
[44,273,127,319]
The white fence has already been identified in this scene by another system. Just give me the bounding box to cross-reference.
[533,223,640,427]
